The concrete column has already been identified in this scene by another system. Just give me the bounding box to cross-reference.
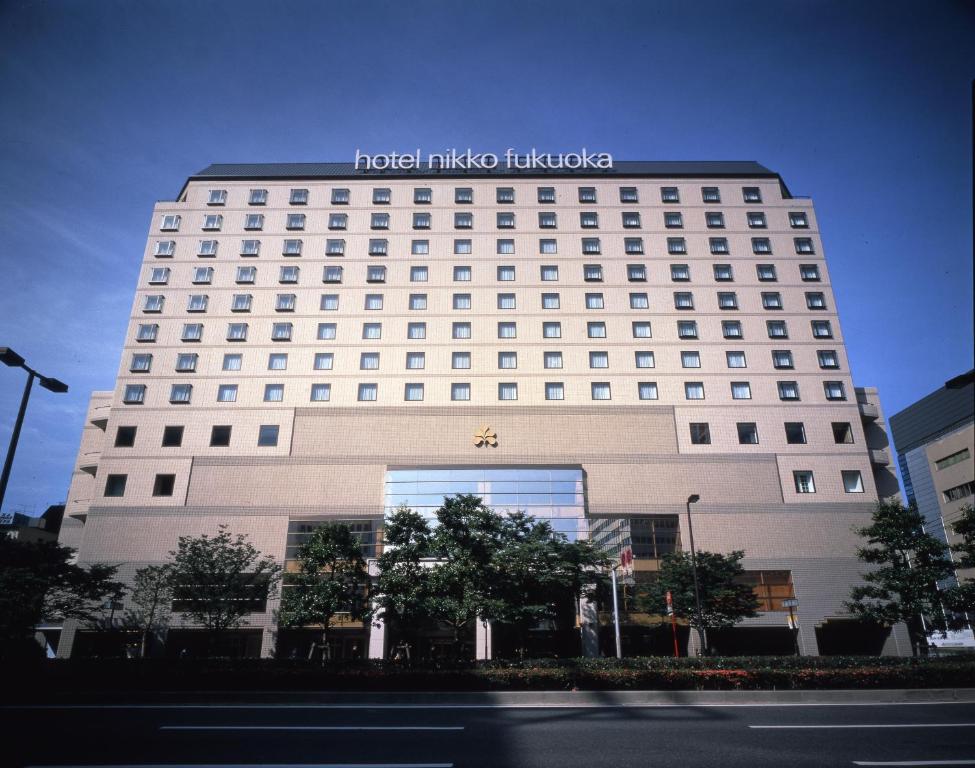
[260,626,276,658]
[368,613,386,660]
[56,619,78,659]
[882,622,912,657]
[580,597,599,657]
[475,619,492,660]
[797,619,819,656]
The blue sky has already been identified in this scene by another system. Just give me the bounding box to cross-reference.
[0,0,972,516]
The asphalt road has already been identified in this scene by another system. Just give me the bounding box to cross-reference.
[5,698,975,768]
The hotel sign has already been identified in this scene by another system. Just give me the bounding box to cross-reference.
[355,148,613,171]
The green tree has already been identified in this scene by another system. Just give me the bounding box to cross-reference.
[943,505,975,616]
[638,550,760,655]
[129,564,174,658]
[847,500,958,656]
[0,537,124,659]
[278,523,370,662]
[168,526,281,655]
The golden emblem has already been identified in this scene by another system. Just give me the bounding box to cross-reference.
[473,425,498,447]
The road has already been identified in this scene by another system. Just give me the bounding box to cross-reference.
[5,696,975,767]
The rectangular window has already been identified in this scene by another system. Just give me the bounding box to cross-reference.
[541,265,559,281]
[367,239,387,256]
[752,238,772,254]
[314,353,333,370]
[268,352,288,370]
[669,264,689,282]
[162,425,184,447]
[498,351,518,369]
[160,214,181,231]
[582,238,601,255]
[323,265,343,283]
[722,320,742,339]
[367,265,386,283]
[935,448,971,470]
[372,188,391,204]
[258,425,279,447]
[806,292,827,310]
[497,239,515,255]
[249,188,267,205]
[591,382,611,400]
[405,383,424,401]
[743,187,762,203]
[539,212,558,228]
[747,212,767,229]
[452,383,471,401]
[718,292,738,310]
[210,425,232,447]
[414,187,432,204]
[661,187,679,203]
[452,322,471,339]
[620,186,638,203]
[677,320,698,339]
[358,384,378,402]
[689,423,711,445]
[244,213,264,231]
[664,211,683,228]
[454,212,473,229]
[622,212,641,229]
[545,382,565,401]
[674,292,694,310]
[793,471,815,494]
[731,381,752,400]
[317,323,336,340]
[800,264,821,281]
[842,470,864,493]
[406,352,425,370]
[585,293,604,309]
[944,481,975,502]
[497,293,516,310]
[767,321,789,339]
[236,266,256,284]
[684,382,705,400]
[812,320,833,338]
[540,239,558,254]
[706,212,725,228]
[790,212,809,228]
[587,322,606,338]
[129,353,152,373]
[497,265,516,281]
[823,381,847,401]
[362,323,382,340]
[408,322,426,339]
[795,238,815,254]
[777,381,800,401]
[624,238,645,255]
[667,238,686,255]
[328,213,347,230]
[541,293,560,309]
[410,266,428,282]
[181,323,203,342]
[114,426,136,448]
[726,351,746,368]
[279,266,299,283]
[409,294,427,310]
[452,352,471,369]
[413,212,431,229]
[498,382,518,401]
[578,186,597,203]
[635,351,655,369]
[544,351,563,369]
[202,214,223,231]
[453,265,472,281]
[290,188,309,205]
[271,322,293,341]
[709,237,729,255]
[370,213,389,230]
[756,264,777,282]
[680,351,700,368]
[580,212,599,229]
[737,422,759,445]
[175,353,197,372]
[241,239,261,257]
[331,188,349,204]
[627,264,647,282]
[537,186,555,203]
[154,240,176,257]
[320,294,339,311]
[543,322,561,339]
[143,295,164,313]
[222,353,242,371]
[832,422,854,444]
[187,294,209,312]
[496,212,515,229]
[104,474,127,497]
[817,350,839,369]
[169,383,192,404]
[228,292,252,311]
[453,293,472,310]
[633,321,652,339]
[454,187,473,204]
[785,422,807,444]
[497,322,517,339]
[276,294,296,312]
[411,240,429,255]
[495,186,514,203]
[762,292,783,310]
[310,383,331,402]
[638,382,658,400]
[589,351,609,369]
[263,384,284,402]
[197,240,218,258]
[772,350,794,369]
[123,384,145,404]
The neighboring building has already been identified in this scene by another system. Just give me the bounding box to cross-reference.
[890,369,975,648]
[1,504,64,544]
[59,158,903,658]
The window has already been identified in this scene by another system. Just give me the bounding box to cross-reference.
[832,422,854,444]
[670,264,690,282]
[362,323,382,340]
[789,212,809,228]
[767,320,788,339]
[936,448,971,471]
[629,293,650,309]
[677,320,698,339]
[271,322,293,341]
[331,188,349,204]
[731,381,752,400]
[684,382,704,400]
[279,265,299,284]
[752,238,772,254]
[589,351,609,369]
[328,213,347,230]
[632,321,652,339]
[541,265,559,281]
[538,212,557,228]
[323,265,343,283]
[454,212,473,229]
[542,293,560,309]
[187,294,209,312]
[544,351,563,369]
[496,212,515,229]
[545,382,564,401]
[582,238,601,255]
[310,383,331,402]
[726,351,746,368]
[661,186,679,203]
[175,353,197,372]
[778,381,800,401]
[635,351,655,369]
[410,265,428,282]
[811,320,833,339]
[408,322,427,339]
[130,353,152,373]
[709,237,729,255]
[244,213,264,231]
[580,212,599,229]
[276,294,296,312]
[258,425,279,447]
[944,481,975,502]
[290,188,309,205]
[638,382,658,400]
[627,264,647,282]
[762,292,783,310]
[800,264,821,281]
[806,292,827,310]
[202,214,223,231]
[664,211,683,229]
[320,294,339,311]
[497,265,516,281]
[406,352,425,370]
[497,239,515,255]
[795,238,815,254]
[737,423,759,445]
[367,239,386,256]
[236,266,256,284]
[169,384,192,404]
[718,292,738,310]
[680,351,701,368]
[452,322,471,339]
[537,186,555,203]
[154,240,175,257]
[241,239,260,257]
[742,187,762,203]
[492,186,514,204]
[123,384,145,404]
[162,426,184,447]
[268,353,288,370]
[314,353,334,371]
[785,422,807,444]
[840,470,864,494]
[497,293,516,310]
[367,265,386,283]
[793,471,815,494]
[197,240,218,258]
[591,382,611,400]
[587,322,606,338]
[160,214,181,231]
[410,240,430,256]
[747,212,767,229]
[543,322,561,338]
[498,351,518,369]
[586,293,604,309]
[823,381,847,401]
[217,384,238,403]
[152,474,176,497]
[625,238,645,255]
[222,353,242,371]
[104,474,127,497]
[413,212,431,229]
[229,293,252,313]
[722,320,742,339]
[499,382,518,401]
[455,187,473,204]
[451,383,471,401]
[181,323,203,342]
[370,213,389,230]
[263,384,284,402]
[210,425,232,447]
[497,322,517,339]
[452,352,471,369]
[453,265,472,282]
[143,295,164,313]
[674,292,694,310]
[114,426,136,448]
[405,383,424,401]
[453,293,471,310]
[582,264,604,283]
[249,188,267,205]
[414,187,432,204]
[756,264,777,282]
[667,238,687,255]
[409,294,427,311]
[622,212,641,228]
[705,212,725,229]
[817,350,839,369]
[689,423,711,445]
[772,350,794,369]
[620,186,638,203]
[701,186,721,203]
[578,186,597,203]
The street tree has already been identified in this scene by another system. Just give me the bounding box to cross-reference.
[279,523,370,662]
[168,526,281,655]
[129,564,174,658]
[638,549,760,654]
[943,504,975,616]
[846,499,958,656]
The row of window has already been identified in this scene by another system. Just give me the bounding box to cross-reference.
[203,185,772,207]
[127,348,842,374]
[155,233,817,257]
[121,379,850,405]
[135,318,836,344]
[148,262,824,285]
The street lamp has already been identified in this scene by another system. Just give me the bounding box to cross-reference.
[0,347,69,513]
[685,493,706,655]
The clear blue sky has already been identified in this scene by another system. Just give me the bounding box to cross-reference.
[0,0,972,516]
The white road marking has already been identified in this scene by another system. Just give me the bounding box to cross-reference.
[8,701,974,710]
[751,723,975,729]
[160,725,464,731]
[852,761,975,766]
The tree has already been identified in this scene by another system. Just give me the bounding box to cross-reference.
[846,499,958,656]
[0,537,124,659]
[278,523,370,662]
[638,550,760,654]
[943,505,975,617]
[168,526,281,655]
[129,565,174,658]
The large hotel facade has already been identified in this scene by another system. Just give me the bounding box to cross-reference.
[58,157,903,658]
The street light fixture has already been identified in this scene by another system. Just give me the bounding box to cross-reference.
[685,493,706,655]
[0,347,69,513]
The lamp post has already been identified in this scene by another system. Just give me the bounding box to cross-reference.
[0,347,69,513]
[685,493,706,655]
[609,563,622,659]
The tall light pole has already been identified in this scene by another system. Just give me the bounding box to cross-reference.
[685,494,706,655]
[0,347,69,514]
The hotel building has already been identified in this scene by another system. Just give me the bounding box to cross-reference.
[58,159,903,658]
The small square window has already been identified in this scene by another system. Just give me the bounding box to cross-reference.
[795,238,815,254]
[271,322,293,341]
[743,187,762,203]
[362,323,382,340]
[541,265,559,281]
[181,323,203,342]
[231,294,252,312]
[323,266,343,284]
[726,351,747,368]
[154,241,175,258]
[661,187,679,203]
[499,382,518,401]
[497,239,515,255]
[413,212,431,229]
[152,474,176,497]
[279,266,299,284]
[789,212,809,228]
[542,293,560,309]
[620,187,638,203]
[328,213,347,230]
[800,264,821,282]
[737,423,759,445]
[244,213,264,231]
[709,237,729,255]
[452,352,471,370]
[757,264,777,282]
[793,471,815,494]
[545,382,565,401]
[455,187,473,204]
[227,322,248,341]
[258,425,279,447]
[241,239,261,257]
[129,353,152,373]
[455,212,473,229]
[408,322,427,340]
[752,238,772,255]
[777,381,800,401]
[818,350,839,369]
[772,350,794,369]
[582,238,601,255]
[622,212,642,229]
[453,265,472,282]
[543,322,562,339]
[217,384,238,403]
[497,322,517,339]
[587,322,606,339]
[635,351,655,369]
[680,351,700,368]
[580,212,599,228]
[314,353,333,370]
[310,383,331,402]
[114,426,137,448]
[497,293,516,310]
[249,189,267,205]
[537,186,555,203]
[701,187,721,203]
[540,239,558,255]
[539,212,558,228]
[161,426,184,447]
[689,423,711,445]
[410,265,428,282]
[169,383,193,404]
[684,382,705,400]
[674,292,694,310]
[591,382,611,400]
[824,381,847,401]
[832,422,854,444]
[496,187,515,203]
[667,238,687,255]
[842,470,864,493]
[175,353,198,372]
[747,212,767,229]
[367,265,387,284]
[812,320,833,339]
[632,322,652,339]
[202,214,222,231]
[718,291,738,310]
[104,474,127,497]
[585,293,604,309]
[722,320,742,339]
[498,351,518,369]
[405,383,424,402]
[785,422,807,444]
[268,352,288,371]
[290,188,309,205]
[264,383,285,402]
[628,264,647,282]
[713,265,734,283]
[670,264,690,282]
[767,320,789,339]
[706,212,725,229]
[210,425,232,447]
[367,239,387,256]
[731,381,752,400]
[625,238,645,255]
[578,186,597,203]
[160,214,181,232]
[638,382,658,400]
[806,292,827,310]
[664,211,683,228]
[236,266,257,284]
[371,213,389,230]
[589,351,609,369]
[762,292,783,310]
[451,383,471,401]
[414,187,432,204]
[678,320,698,339]
[544,351,563,369]
[409,294,427,311]
[453,322,471,339]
